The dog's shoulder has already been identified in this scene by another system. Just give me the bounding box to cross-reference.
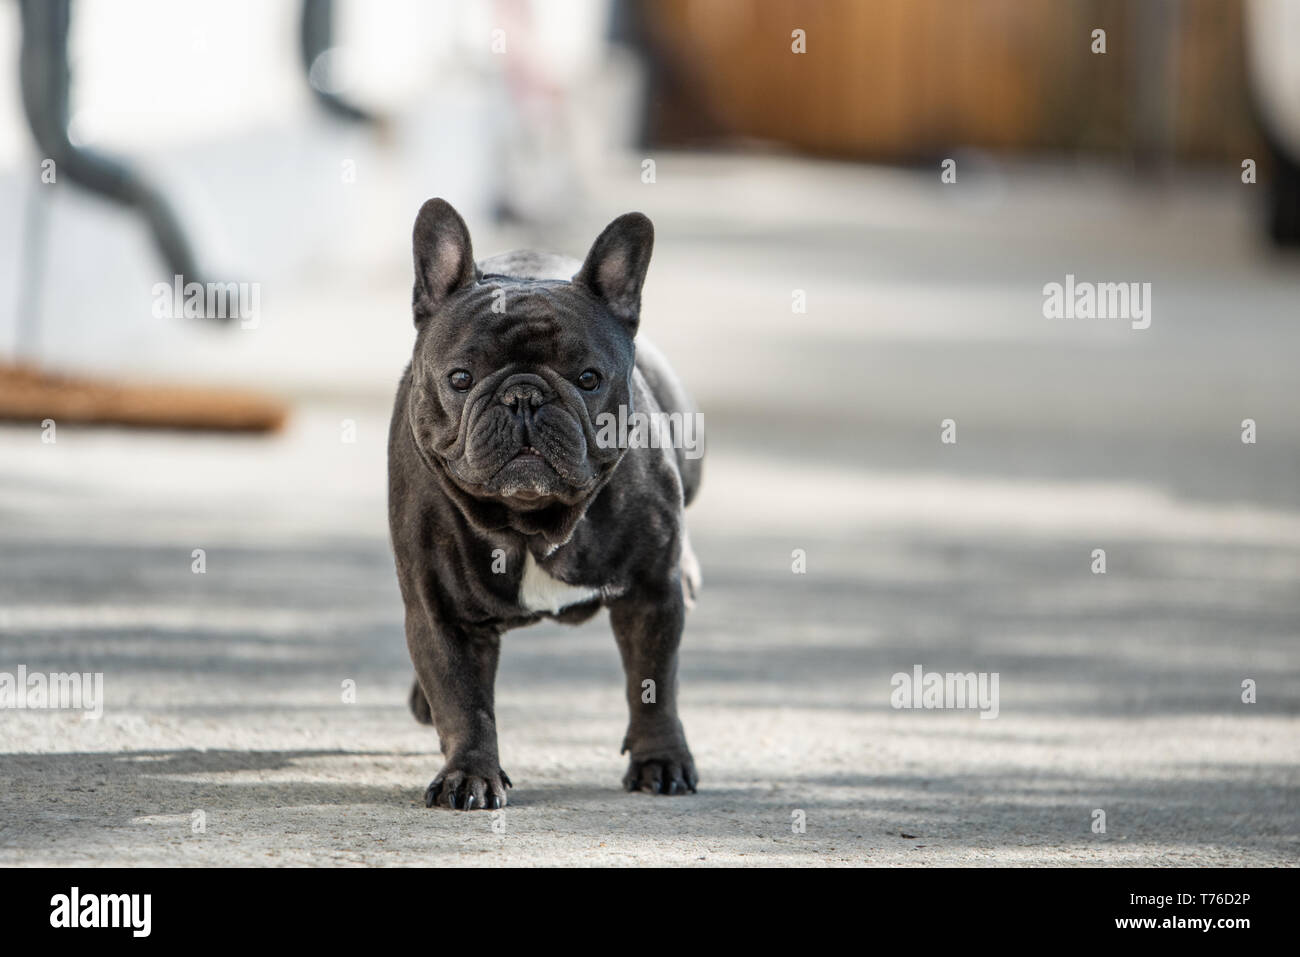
[633,339,704,507]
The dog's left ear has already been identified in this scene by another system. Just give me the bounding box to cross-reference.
[412,198,478,325]
[574,212,654,336]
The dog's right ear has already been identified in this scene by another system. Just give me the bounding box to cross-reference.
[412,198,477,324]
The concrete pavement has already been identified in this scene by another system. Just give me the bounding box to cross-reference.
[1,158,1297,865]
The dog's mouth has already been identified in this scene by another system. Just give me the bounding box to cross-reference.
[486,445,564,501]
[428,431,608,512]
[498,445,553,472]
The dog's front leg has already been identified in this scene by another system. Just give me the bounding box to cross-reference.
[610,585,697,795]
[406,611,511,810]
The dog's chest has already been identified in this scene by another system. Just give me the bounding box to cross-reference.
[518,551,602,614]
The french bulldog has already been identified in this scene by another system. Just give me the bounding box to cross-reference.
[388,199,703,810]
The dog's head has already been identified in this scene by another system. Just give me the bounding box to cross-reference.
[404,199,652,532]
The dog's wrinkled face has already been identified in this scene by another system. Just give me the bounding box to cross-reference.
[406,200,653,511]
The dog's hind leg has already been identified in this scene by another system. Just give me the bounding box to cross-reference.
[408,677,434,725]
[680,528,701,610]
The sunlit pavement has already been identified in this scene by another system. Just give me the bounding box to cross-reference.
[1,157,1297,865]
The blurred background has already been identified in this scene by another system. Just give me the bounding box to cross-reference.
[0,0,1297,865]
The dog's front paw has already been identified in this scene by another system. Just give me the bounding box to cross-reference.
[424,765,512,810]
[622,748,698,796]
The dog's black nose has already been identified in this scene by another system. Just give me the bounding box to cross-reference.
[498,375,548,410]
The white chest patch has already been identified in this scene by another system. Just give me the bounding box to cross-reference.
[519,552,601,614]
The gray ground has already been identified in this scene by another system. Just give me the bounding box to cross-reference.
[1,157,1298,865]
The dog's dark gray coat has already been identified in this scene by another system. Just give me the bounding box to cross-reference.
[388,199,702,810]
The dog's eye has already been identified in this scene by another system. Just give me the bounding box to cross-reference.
[577,369,601,391]
[448,369,473,391]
